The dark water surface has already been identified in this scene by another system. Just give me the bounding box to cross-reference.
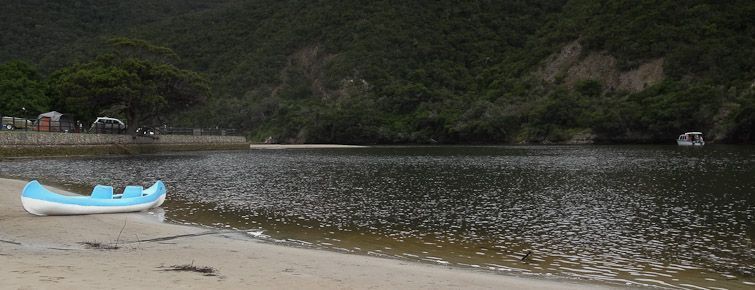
[2,145,754,289]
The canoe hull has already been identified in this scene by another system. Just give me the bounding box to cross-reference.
[21,194,166,216]
[20,180,166,216]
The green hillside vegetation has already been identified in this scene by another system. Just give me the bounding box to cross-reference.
[1,0,753,143]
[0,61,50,117]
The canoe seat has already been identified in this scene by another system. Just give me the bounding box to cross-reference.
[90,185,114,199]
[122,186,144,198]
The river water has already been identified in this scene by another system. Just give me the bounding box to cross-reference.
[1,145,753,289]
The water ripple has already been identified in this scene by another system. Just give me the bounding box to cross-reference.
[1,145,753,288]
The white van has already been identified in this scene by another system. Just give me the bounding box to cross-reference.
[89,117,126,133]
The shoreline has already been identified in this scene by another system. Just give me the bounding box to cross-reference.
[4,143,749,159]
[249,144,369,149]
[0,143,249,158]
[0,177,625,289]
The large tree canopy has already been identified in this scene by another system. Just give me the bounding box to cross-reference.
[0,61,50,117]
[49,38,209,133]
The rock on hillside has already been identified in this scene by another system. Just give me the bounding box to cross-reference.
[540,40,665,93]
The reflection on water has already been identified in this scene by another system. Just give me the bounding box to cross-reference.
[1,146,753,288]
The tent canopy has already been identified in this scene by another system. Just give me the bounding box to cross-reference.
[35,111,75,132]
[37,111,69,122]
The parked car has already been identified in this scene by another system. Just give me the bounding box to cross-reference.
[136,127,158,138]
[89,117,126,133]
[137,127,155,134]
[1,116,33,130]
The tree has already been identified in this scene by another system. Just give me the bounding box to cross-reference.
[0,61,50,117]
[50,38,209,133]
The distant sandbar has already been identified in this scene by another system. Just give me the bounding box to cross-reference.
[249,144,368,149]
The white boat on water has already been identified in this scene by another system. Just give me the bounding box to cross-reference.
[677,132,705,146]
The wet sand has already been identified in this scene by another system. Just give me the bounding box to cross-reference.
[0,178,625,289]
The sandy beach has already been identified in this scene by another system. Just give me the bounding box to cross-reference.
[0,178,624,289]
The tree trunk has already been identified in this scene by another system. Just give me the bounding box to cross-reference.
[126,109,139,135]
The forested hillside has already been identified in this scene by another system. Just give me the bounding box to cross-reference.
[1,0,753,143]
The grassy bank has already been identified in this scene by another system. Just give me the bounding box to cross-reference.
[0,143,249,158]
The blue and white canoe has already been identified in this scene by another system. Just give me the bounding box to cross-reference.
[21,180,167,216]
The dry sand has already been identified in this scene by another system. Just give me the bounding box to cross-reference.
[0,178,625,289]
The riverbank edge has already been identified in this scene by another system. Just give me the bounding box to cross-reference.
[249,143,369,149]
[0,143,249,157]
[0,177,626,289]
